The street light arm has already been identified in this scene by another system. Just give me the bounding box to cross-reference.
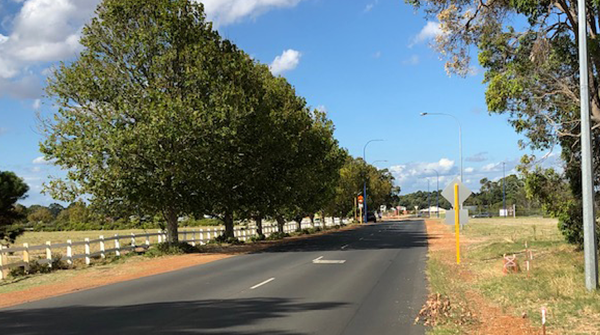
[363,139,384,161]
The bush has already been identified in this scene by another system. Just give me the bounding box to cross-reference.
[266,232,289,240]
[145,242,198,257]
[211,235,243,245]
[8,253,68,278]
[250,234,266,242]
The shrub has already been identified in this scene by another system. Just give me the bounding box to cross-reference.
[145,242,198,257]
[250,234,266,242]
[211,235,243,245]
[266,232,289,240]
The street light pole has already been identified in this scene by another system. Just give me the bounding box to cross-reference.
[420,112,463,181]
[363,139,384,224]
[577,0,598,291]
[428,178,431,218]
[430,168,440,218]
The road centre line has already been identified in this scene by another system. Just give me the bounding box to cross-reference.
[250,277,275,290]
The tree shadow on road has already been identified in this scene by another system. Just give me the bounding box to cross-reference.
[1,297,347,335]
[253,220,435,253]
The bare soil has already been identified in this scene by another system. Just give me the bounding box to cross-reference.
[424,219,540,335]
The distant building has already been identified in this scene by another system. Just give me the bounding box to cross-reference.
[419,206,447,214]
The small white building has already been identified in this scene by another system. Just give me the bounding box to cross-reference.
[419,206,447,214]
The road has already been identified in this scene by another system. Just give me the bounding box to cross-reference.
[1,219,428,335]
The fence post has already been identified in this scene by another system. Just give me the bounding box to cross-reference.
[131,233,136,249]
[157,230,162,243]
[183,230,187,243]
[67,240,73,266]
[46,241,52,269]
[200,229,205,245]
[0,246,6,280]
[191,230,196,246]
[145,234,150,248]
[84,238,91,265]
[23,243,30,272]
[99,236,106,259]
[114,234,121,257]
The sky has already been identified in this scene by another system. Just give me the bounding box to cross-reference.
[0,0,560,206]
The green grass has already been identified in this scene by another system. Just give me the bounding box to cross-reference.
[427,217,600,334]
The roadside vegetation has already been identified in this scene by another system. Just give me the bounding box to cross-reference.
[0,0,399,254]
[423,217,600,334]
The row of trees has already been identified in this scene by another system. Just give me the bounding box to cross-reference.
[38,0,347,243]
[30,0,396,244]
[396,174,541,215]
[2,155,397,239]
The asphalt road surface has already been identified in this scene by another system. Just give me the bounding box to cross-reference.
[2,219,428,335]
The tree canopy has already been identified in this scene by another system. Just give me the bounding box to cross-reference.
[0,171,29,245]
[41,0,346,242]
[406,0,600,244]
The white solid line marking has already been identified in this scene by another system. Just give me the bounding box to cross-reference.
[313,256,324,262]
[312,255,346,264]
[359,237,364,241]
[250,277,275,290]
[341,244,349,250]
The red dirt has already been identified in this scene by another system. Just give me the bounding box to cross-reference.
[424,219,540,335]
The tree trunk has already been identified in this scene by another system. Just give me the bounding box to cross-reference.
[276,216,285,233]
[309,214,315,228]
[224,211,234,238]
[164,210,179,243]
[295,215,303,232]
[255,215,263,236]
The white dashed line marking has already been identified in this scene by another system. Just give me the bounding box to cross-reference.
[250,278,275,290]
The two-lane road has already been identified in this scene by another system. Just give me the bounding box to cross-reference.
[2,220,428,335]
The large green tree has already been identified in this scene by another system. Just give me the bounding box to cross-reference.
[41,0,253,242]
[0,171,29,245]
[407,0,600,244]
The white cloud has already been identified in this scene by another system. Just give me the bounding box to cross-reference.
[32,156,52,165]
[402,54,420,66]
[389,158,458,192]
[465,167,474,173]
[0,0,99,97]
[481,162,502,172]
[269,49,301,75]
[32,98,40,110]
[364,0,378,13]
[410,21,442,47]
[466,151,488,162]
[200,0,302,26]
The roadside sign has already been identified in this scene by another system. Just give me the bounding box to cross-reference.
[358,195,364,204]
[441,177,472,206]
[444,210,469,225]
[358,203,363,209]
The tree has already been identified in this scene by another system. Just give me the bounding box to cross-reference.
[407,0,600,244]
[0,171,29,245]
[28,207,54,224]
[48,203,65,218]
[41,0,256,243]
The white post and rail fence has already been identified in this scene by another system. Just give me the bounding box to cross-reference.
[0,217,345,280]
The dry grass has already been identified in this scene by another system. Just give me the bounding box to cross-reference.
[426,216,600,334]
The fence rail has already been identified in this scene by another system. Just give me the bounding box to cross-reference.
[0,217,345,280]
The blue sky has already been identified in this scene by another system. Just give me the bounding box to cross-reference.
[0,0,558,206]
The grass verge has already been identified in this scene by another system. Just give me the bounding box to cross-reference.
[424,217,600,334]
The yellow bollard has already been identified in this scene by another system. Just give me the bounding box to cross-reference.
[454,183,460,264]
